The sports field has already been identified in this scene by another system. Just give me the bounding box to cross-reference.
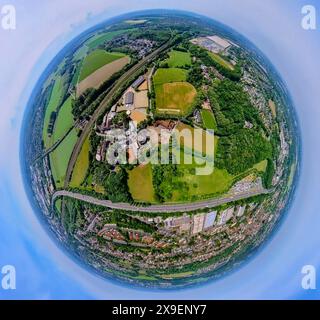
[50,128,78,188]
[153,68,187,85]
[155,82,197,115]
[79,50,126,81]
[128,164,155,203]
[166,50,191,68]
[70,136,90,188]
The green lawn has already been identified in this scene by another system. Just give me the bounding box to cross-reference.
[70,136,90,188]
[165,50,191,68]
[50,128,78,188]
[209,52,234,71]
[201,109,217,130]
[153,68,187,85]
[42,75,63,148]
[52,97,74,144]
[155,82,197,115]
[79,50,126,81]
[128,164,155,203]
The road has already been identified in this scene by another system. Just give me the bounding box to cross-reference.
[52,188,270,213]
[63,39,174,188]
[33,126,75,164]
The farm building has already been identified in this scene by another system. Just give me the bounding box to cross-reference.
[125,91,134,108]
[132,76,145,90]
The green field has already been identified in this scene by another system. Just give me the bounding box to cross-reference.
[71,62,82,86]
[79,50,126,81]
[253,159,268,173]
[153,68,187,85]
[55,198,62,214]
[155,82,197,115]
[172,163,234,202]
[209,52,234,71]
[201,109,217,130]
[70,136,90,188]
[86,30,133,50]
[128,164,155,203]
[73,45,88,61]
[52,97,74,144]
[50,128,78,188]
[165,50,191,68]
[42,76,63,148]
[173,123,218,157]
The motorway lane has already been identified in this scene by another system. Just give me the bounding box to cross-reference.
[52,188,270,213]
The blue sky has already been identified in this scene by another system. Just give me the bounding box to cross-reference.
[1,0,320,299]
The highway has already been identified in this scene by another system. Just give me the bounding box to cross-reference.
[52,188,270,213]
[63,38,174,189]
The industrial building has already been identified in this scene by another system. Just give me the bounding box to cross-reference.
[204,211,217,229]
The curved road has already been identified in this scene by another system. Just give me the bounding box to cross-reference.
[53,188,270,213]
[63,38,174,188]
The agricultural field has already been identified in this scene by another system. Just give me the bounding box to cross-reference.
[50,128,78,188]
[42,75,63,148]
[51,97,74,144]
[268,99,277,118]
[201,109,217,130]
[76,55,130,96]
[71,62,82,86]
[70,136,90,188]
[153,68,187,85]
[85,30,133,49]
[79,50,126,81]
[165,50,192,68]
[128,164,155,203]
[155,82,197,115]
[209,52,234,71]
[73,45,88,61]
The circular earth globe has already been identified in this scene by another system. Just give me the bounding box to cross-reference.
[21,10,300,288]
